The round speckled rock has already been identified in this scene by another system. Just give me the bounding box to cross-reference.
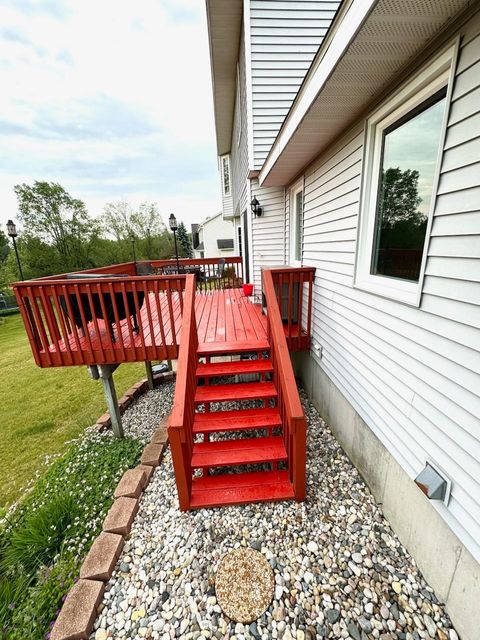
[215,547,274,623]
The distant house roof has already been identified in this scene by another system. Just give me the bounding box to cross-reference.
[217,239,234,250]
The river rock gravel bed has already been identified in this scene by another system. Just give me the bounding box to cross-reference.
[91,387,458,640]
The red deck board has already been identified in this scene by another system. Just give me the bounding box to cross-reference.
[191,436,287,468]
[190,470,294,508]
[195,381,277,403]
[196,359,273,377]
[193,407,282,433]
[197,340,269,356]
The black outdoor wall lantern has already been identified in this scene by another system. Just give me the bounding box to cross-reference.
[250,196,263,217]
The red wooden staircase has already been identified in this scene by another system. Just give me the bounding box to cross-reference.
[168,270,309,510]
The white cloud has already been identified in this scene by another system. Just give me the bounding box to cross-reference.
[0,0,221,233]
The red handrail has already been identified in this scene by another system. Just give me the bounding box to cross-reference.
[168,274,197,510]
[263,269,307,501]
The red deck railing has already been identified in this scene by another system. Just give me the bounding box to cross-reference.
[13,272,187,367]
[168,274,197,510]
[263,269,307,500]
[149,257,243,292]
[269,266,315,351]
[12,257,244,368]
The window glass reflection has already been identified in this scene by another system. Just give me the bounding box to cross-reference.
[372,91,446,282]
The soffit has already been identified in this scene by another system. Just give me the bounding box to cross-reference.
[259,0,472,186]
[206,0,243,156]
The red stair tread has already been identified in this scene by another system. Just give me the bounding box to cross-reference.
[190,470,295,508]
[195,382,277,403]
[196,359,273,377]
[191,436,286,468]
[197,340,269,356]
[193,408,282,434]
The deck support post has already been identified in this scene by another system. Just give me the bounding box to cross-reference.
[145,361,154,390]
[97,364,123,439]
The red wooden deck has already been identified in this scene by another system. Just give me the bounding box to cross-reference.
[47,288,267,360]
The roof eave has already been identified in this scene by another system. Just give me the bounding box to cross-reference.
[206,0,243,157]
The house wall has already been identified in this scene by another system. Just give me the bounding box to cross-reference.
[248,0,341,170]
[250,178,286,292]
[288,13,480,640]
[230,28,250,219]
[197,214,236,259]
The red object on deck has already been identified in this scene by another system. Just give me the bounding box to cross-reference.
[242,283,254,296]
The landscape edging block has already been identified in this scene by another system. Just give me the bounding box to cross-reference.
[50,579,104,640]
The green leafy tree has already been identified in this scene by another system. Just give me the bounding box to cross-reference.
[176,221,192,258]
[0,230,9,263]
[13,181,97,271]
[101,200,173,260]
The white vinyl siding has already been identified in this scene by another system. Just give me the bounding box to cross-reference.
[294,13,480,564]
[230,31,250,218]
[249,0,341,170]
[250,178,286,292]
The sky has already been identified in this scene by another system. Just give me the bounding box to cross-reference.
[0,0,221,235]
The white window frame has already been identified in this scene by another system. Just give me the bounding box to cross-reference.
[354,42,458,306]
[289,179,304,267]
[220,154,231,197]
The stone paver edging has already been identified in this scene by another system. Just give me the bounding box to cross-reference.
[50,417,169,640]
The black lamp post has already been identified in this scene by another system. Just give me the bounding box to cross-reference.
[169,213,180,273]
[6,219,24,280]
[130,234,137,262]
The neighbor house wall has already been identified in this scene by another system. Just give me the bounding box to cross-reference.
[288,14,480,638]
[197,213,236,259]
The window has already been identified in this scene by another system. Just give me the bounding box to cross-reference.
[355,45,455,305]
[221,155,231,196]
[237,225,242,257]
[290,182,304,265]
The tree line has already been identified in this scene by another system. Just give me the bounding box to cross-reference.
[0,181,192,291]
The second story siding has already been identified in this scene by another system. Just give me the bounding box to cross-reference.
[249,0,341,169]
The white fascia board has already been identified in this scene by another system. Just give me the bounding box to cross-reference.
[258,0,377,186]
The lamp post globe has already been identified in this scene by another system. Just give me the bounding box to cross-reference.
[169,213,178,231]
[6,219,17,238]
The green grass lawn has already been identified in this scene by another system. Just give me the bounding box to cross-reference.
[0,313,144,508]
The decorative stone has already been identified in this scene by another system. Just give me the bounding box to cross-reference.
[215,548,274,623]
[114,467,147,498]
[51,579,104,640]
[103,497,138,535]
[392,581,402,594]
[140,443,164,467]
[80,532,123,581]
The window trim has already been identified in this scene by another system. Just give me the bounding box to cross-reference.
[289,178,304,267]
[220,154,231,197]
[354,42,458,307]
